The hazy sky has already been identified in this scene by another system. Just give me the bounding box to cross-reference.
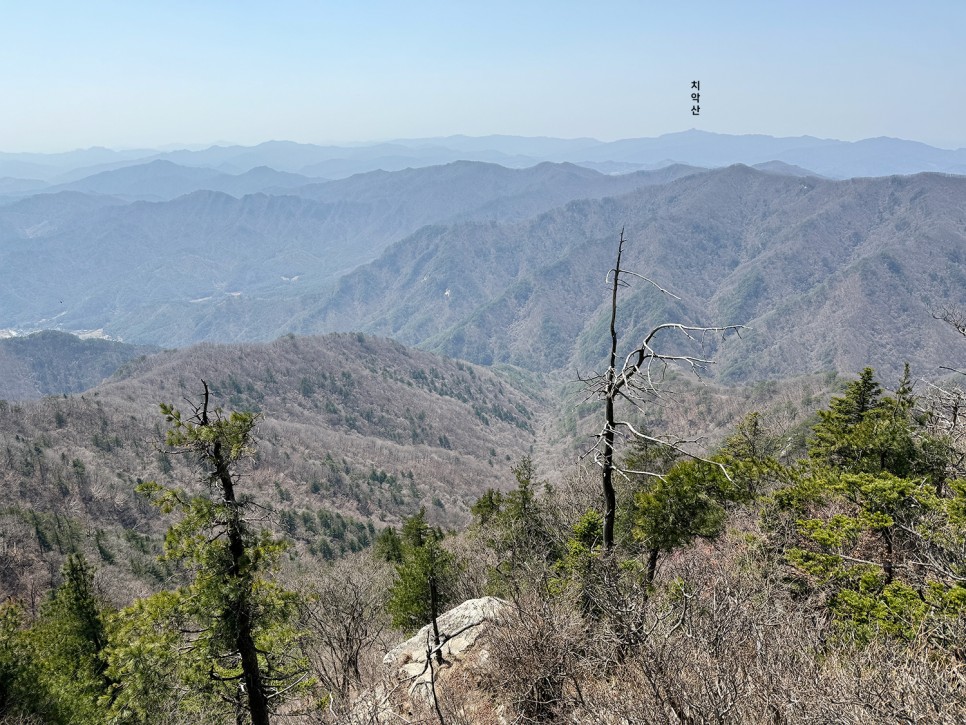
[2,1,963,152]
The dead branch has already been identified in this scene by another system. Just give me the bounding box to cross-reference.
[580,230,744,549]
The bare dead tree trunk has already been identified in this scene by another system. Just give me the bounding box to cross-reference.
[581,230,742,554]
[601,230,625,550]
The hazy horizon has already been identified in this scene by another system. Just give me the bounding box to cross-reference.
[4,129,965,158]
[3,1,964,154]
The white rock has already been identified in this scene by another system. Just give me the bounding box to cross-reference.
[383,596,507,695]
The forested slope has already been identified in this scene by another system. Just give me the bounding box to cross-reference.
[311,166,966,381]
[0,333,546,604]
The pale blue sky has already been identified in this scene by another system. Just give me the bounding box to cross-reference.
[2,1,963,152]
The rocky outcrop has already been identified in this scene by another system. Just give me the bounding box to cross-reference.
[349,597,509,722]
[383,596,508,700]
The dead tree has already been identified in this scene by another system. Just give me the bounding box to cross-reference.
[935,306,966,340]
[299,556,394,707]
[921,307,966,481]
[580,229,742,550]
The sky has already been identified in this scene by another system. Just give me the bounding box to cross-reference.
[2,1,964,152]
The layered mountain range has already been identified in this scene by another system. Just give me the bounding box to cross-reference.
[4,131,964,604]
[3,148,964,383]
[313,166,966,381]
[3,130,966,183]
[0,161,697,343]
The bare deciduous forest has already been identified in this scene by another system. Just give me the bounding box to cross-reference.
[2,252,965,723]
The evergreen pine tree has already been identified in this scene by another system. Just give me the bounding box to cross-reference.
[14,555,112,724]
[771,367,966,643]
[105,385,306,724]
[387,510,455,662]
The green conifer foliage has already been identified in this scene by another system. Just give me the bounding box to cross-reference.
[632,460,732,584]
[104,386,307,724]
[470,457,561,595]
[808,366,938,480]
[771,368,966,644]
[0,555,112,724]
[550,509,605,613]
[470,488,504,526]
[373,525,404,563]
[0,602,27,716]
[386,509,455,635]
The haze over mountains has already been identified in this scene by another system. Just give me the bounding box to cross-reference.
[3,130,966,707]
[316,166,966,380]
[3,130,966,186]
[37,160,321,202]
[2,130,965,397]
[0,161,700,343]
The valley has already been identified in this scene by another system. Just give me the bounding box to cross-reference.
[3,135,965,590]
[2,133,966,723]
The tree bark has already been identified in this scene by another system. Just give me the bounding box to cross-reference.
[646,547,659,585]
[602,230,625,551]
[203,383,271,725]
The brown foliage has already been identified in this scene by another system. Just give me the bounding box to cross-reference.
[0,333,545,602]
[481,528,966,724]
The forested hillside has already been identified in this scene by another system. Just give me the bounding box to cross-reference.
[313,166,966,381]
[2,140,966,723]
[0,333,546,605]
[0,161,692,345]
[2,358,964,723]
[0,331,158,400]
[4,162,965,387]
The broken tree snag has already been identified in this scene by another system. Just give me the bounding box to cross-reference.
[580,229,744,550]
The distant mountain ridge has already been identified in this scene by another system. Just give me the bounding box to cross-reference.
[32,160,323,201]
[307,165,966,382]
[0,161,701,344]
[0,331,158,400]
[3,130,964,183]
[3,150,965,386]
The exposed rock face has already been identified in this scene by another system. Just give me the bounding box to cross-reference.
[383,596,508,699]
[349,597,510,722]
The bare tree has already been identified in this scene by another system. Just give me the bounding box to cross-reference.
[935,306,966,340]
[580,229,742,550]
[922,306,966,481]
[299,555,395,712]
